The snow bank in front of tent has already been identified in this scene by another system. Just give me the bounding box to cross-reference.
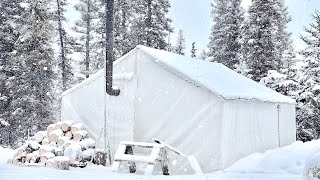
[3,141,320,179]
[137,45,295,104]
[225,140,320,175]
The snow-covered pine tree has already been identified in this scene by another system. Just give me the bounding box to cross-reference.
[73,0,100,78]
[7,0,55,146]
[191,42,197,58]
[297,10,320,141]
[113,0,133,57]
[129,0,173,50]
[207,0,244,69]
[242,0,277,81]
[273,0,293,70]
[175,29,186,55]
[199,50,208,60]
[0,0,23,146]
[53,0,75,90]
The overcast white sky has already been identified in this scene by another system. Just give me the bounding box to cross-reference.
[170,0,320,55]
[66,0,320,55]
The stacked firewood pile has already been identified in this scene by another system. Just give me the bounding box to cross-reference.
[7,121,107,170]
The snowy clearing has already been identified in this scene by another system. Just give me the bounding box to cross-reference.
[3,140,320,179]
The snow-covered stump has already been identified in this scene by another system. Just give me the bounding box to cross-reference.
[73,130,88,142]
[47,156,70,170]
[71,123,84,135]
[49,129,64,143]
[34,131,48,143]
[61,121,74,132]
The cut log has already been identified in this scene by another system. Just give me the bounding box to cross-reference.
[62,140,73,150]
[73,130,88,142]
[61,121,74,132]
[49,129,64,143]
[54,122,63,130]
[40,152,55,164]
[57,136,71,147]
[39,145,56,156]
[65,131,73,139]
[16,148,25,157]
[46,160,54,168]
[79,138,95,150]
[71,123,84,135]
[64,144,82,163]
[34,131,48,143]
[47,124,56,135]
[42,138,49,145]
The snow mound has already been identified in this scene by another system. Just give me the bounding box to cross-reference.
[226,140,320,175]
[0,146,15,165]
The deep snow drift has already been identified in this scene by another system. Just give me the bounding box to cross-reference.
[2,141,320,179]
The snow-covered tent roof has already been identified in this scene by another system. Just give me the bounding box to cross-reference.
[63,45,295,104]
[137,45,295,104]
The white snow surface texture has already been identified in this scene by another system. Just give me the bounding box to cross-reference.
[3,140,320,179]
[137,46,295,104]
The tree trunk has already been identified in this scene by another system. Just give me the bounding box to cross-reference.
[56,0,66,90]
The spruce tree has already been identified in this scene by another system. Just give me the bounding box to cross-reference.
[73,0,100,78]
[297,10,320,141]
[53,0,75,90]
[113,0,133,57]
[207,0,244,69]
[129,0,173,50]
[175,29,186,55]
[273,0,293,70]
[242,0,277,81]
[7,0,55,146]
[191,42,197,58]
[0,0,23,146]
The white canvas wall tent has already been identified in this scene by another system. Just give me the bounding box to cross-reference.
[61,45,296,174]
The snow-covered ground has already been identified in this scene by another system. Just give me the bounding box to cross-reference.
[3,141,320,180]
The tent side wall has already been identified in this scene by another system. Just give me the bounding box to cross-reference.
[220,100,296,169]
[133,51,224,173]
